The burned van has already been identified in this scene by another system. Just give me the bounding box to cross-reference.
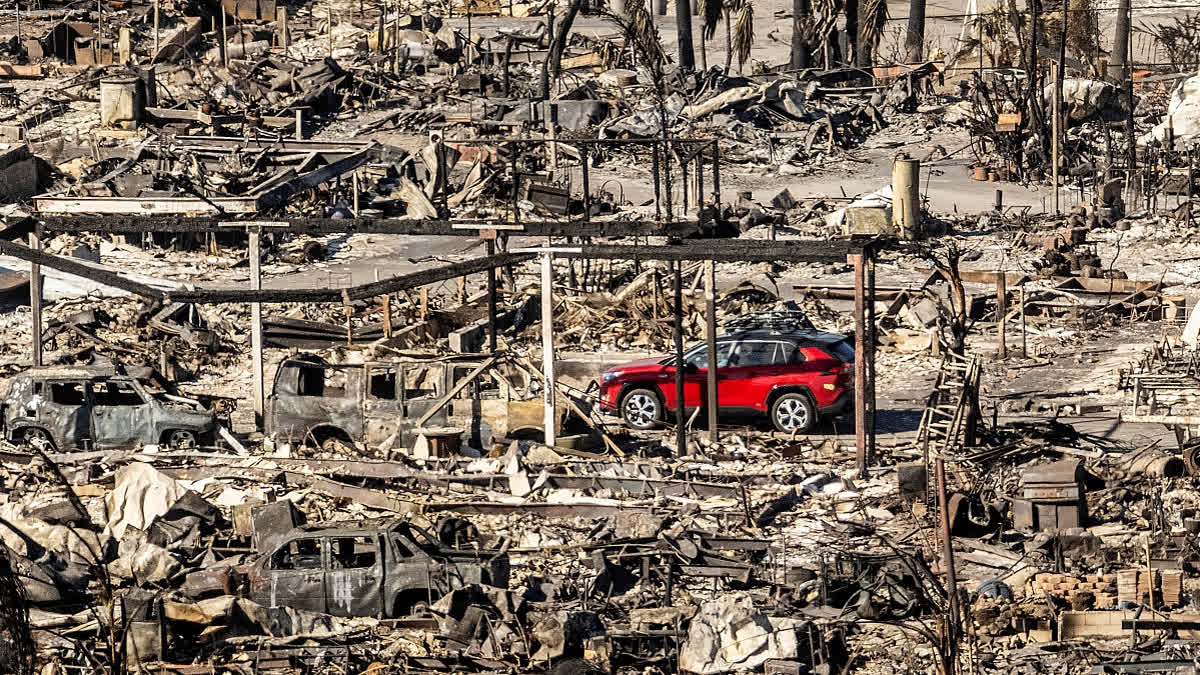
[265,354,554,451]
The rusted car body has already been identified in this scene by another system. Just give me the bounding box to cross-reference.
[265,354,552,450]
[1,366,222,450]
[244,518,509,617]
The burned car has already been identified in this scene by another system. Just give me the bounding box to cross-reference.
[1,366,226,450]
[243,518,510,617]
[266,354,557,451]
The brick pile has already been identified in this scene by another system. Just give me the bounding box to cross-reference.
[1116,569,1184,608]
[1030,573,1118,609]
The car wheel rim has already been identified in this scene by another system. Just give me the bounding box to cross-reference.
[624,394,657,427]
[776,399,808,431]
[169,431,196,448]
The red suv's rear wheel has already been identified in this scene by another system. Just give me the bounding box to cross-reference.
[621,388,662,430]
[771,393,815,433]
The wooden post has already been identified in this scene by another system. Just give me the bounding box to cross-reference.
[457,275,466,304]
[220,9,228,68]
[541,251,557,447]
[382,293,392,338]
[29,229,41,368]
[1052,62,1061,214]
[376,4,384,53]
[850,253,866,478]
[673,260,686,456]
[118,26,130,65]
[866,253,876,465]
[328,0,335,55]
[419,288,428,321]
[153,0,160,58]
[705,260,718,442]
[352,170,360,216]
[996,272,1007,359]
[936,456,961,669]
[1020,284,1027,358]
[249,228,264,430]
[487,238,498,352]
[277,6,289,49]
[294,108,303,140]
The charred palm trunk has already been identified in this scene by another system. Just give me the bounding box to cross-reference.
[905,0,925,62]
[677,0,696,69]
[790,0,811,68]
[845,0,858,66]
[540,0,584,99]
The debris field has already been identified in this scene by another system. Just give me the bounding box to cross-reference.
[4,0,1200,673]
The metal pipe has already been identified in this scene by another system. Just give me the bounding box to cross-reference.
[674,260,686,456]
[936,456,960,674]
[852,253,866,477]
[705,260,718,442]
[541,251,556,447]
[487,238,497,352]
[29,227,41,368]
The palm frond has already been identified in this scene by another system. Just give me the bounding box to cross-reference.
[860,0,889,54]
[701,0,723,40]
[732,0,754,68]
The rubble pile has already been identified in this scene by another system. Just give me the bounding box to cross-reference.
[2,0,1200,671]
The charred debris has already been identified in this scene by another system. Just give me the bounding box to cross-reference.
[3,0,1200,673]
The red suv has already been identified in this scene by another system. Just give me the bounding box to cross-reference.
[597,329,855,433]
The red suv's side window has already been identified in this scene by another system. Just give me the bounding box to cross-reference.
[729,341,779,367]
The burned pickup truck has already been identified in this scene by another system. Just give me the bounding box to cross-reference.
[266,353,557,451]
[241,518,509,617]
[1,366,229,450]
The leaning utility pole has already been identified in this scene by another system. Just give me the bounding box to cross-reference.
[790,0,811,68]
[677,0,696,70]
[905,0,926,62]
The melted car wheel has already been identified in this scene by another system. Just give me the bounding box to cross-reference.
[166,429,198,449]
[621,388,662,429]
[20,427,53,450]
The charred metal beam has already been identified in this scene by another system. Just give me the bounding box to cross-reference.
[37,216,701,238]
[0,239,167,300]
[169,253,535,304]
[538,240,860,264]
[0,238,532,305]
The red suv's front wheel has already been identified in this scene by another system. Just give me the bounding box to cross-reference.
[621,388,663,430]
[771,393,815,433]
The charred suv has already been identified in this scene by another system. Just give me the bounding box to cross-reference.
[243,518,509,618]
[1,366,226,450]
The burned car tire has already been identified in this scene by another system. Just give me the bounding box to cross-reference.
[19,427,54,450]
[620,388,662,430]
[771,393,815,434]
[165,429,198,449]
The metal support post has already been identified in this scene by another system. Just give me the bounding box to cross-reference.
[541,251,556,447]
[996,272,1007,359]
[29,228,41,367]
[487,238,498,352]
[249,228,264,430]
[850,252,866,478]
[674,260,686,456]
[705,260,718,442]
